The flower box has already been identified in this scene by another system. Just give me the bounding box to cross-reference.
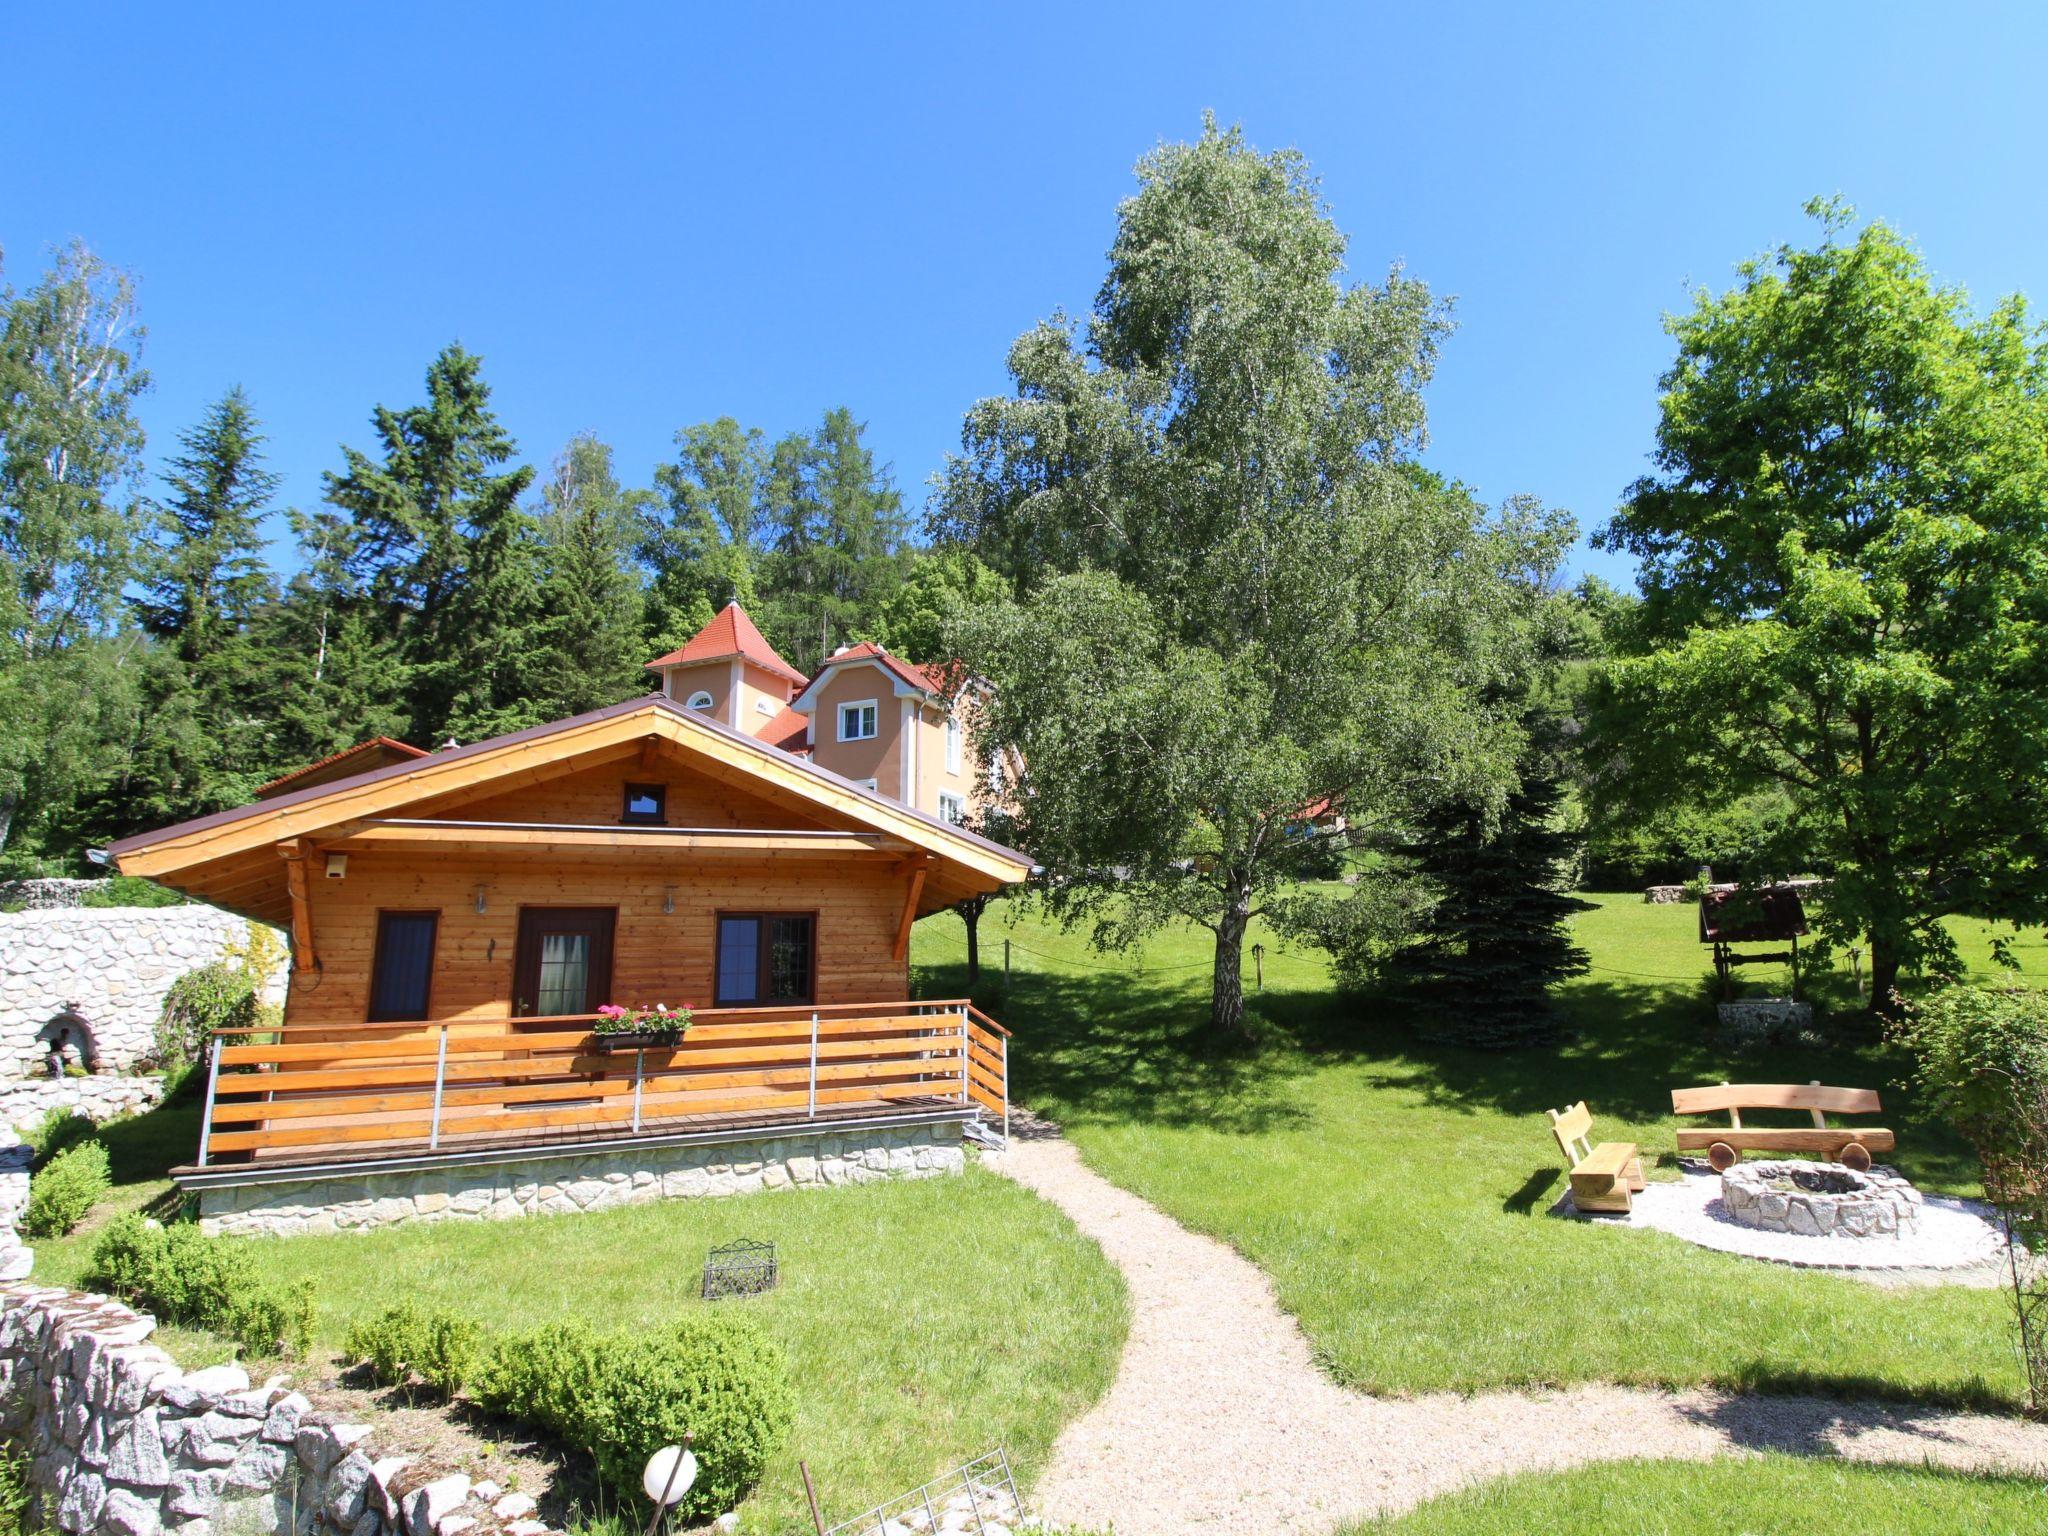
[591,1002,692,1053]
[589,1027,683,1054]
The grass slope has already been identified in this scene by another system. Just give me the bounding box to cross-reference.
[32,1124,1125,1534]
[913,892,2032,1407]
[1350,1455,2048,1535]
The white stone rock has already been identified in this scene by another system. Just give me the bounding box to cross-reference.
[403,1474,471,1536]
[96,1486,160,1536]
[491,1494,536,1521]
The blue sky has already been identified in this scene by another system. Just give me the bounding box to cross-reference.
[3,4,2042,588]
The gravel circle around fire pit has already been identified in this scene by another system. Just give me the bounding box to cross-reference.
[1606,1163,2011,1283]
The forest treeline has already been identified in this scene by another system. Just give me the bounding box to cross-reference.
[0,242,1006,865]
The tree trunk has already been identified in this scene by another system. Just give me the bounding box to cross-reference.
[0,789,14,855]
[1869,932,1903,1016]
[1212,900,1250,1039]
[963,900,982,986]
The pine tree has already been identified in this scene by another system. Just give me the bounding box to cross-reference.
[104,388,283,835]
[1392,758,1593,1048]
[757,408,907,670]
[323,345,537,744]
[530,434,650,717]
[138,387,278,661]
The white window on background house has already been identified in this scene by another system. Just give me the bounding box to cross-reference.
[838,700,878,741]
[938,791,966,826]
[685,690,714,711]
[945,714,961,774]
[756,696,777,716]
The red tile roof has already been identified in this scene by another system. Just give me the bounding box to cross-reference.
[758,704,811,755]
[254,737,427,799]
[645,602,808,687]
[817,641,956,697]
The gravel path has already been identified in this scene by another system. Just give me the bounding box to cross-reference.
[989,1129,2048,1536]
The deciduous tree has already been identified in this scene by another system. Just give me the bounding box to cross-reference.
[1594,202,2048,1009]
[940,121,1550,1037]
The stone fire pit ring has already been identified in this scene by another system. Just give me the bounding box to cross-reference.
[1720,1159,1923,1238]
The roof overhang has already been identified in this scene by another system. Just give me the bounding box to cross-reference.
[111,696,1030,924]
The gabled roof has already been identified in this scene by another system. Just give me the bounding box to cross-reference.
[110,695,1029,926]
[254,737,427,798]
[645,602,808,687]
[791,641,964,712]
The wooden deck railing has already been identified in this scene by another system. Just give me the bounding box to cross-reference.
[194,998,1010,1167]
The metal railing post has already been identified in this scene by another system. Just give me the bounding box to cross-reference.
[1000,1031,1009,1147]
[196,1036,223,1168]
[959,1008,970,1104]
[428,1024,449,1150]
[807,1011,819,1118]
[632,1048,645,1133]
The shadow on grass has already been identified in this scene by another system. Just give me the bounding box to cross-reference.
[1501,1167,1560,1216]
[923,945,1985,1191]
[1684,1362,2017,1427]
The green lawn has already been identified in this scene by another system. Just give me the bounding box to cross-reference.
[33,1123,1126,1535]
[1349,1455,2048,1535]
[912,891,2035,1408]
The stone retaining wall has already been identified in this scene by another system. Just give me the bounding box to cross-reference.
[0,1285,574,1536]
[0,879,106,911]
[0,906,287,1086]
[197,1121,967,1237]
[1,1075,167,1142]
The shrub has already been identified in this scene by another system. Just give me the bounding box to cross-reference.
[472,1315,793,1520]
[0,1441,31,1536]
[85,1215,315,1358]
[344,1304,481,1396]
[25,1109,96,1163]
[1894,984,2048,1415]
[20,1139,110,1238]
[79,876,185,909]
[155,924,286,1068]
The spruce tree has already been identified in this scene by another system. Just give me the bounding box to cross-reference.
[531,433,650,717]
[138,387,278,661]
[1392,757,1593,1048]
[323,345,537,744]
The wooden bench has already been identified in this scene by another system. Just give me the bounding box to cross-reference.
[1548,1101,1646,1214]
[1670,1081,1895,1172]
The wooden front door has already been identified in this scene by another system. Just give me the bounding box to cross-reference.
[513,907,617,1017]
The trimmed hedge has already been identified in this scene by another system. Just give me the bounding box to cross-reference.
[344,1304,481,1397]
[85,1216,315,1358]
[21,1140,110,1239]
[469,1316,793,1520]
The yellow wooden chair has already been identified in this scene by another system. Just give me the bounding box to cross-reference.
[1547,1101,1646,1214]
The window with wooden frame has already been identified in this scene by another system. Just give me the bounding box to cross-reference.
[713,913,816,1007]
[621,782,667,825]
[368,911,439,1022]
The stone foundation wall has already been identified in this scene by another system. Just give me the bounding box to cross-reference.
[0,906,287,1083]
[198,1121,968,1237]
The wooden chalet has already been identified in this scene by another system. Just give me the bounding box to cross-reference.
[107,694,1029,1216]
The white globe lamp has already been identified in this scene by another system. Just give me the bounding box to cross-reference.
[643,1442,698,1507]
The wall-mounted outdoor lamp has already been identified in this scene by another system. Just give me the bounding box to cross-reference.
[324,852,348,880]
[473,883,488,915]
[663,885,677,914]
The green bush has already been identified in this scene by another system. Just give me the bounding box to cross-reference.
[20,1139,110,1238]
[79,876,185,909]
[25,1109,96,1163]
[154,926,284,1068]
[0,1440,32,1536]
[344,1303,481,1396]
[472,1315,793,1520]
[85,1215,315,1358]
